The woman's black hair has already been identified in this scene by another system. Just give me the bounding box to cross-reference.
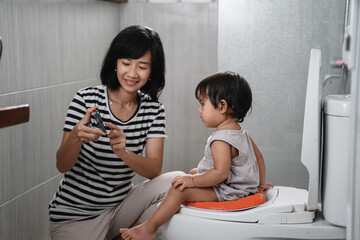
[195,71,252,123]
[100,25,165,101]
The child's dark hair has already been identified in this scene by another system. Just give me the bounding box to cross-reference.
[100,25,165,101]
[195,71,252,123]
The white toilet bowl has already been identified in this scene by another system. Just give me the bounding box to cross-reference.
[162,187,345,240]
[161,49,348,239]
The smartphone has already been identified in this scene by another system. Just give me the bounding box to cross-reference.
[94,110,106,133]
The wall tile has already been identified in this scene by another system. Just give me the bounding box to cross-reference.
[0,175,62,240]
[119,3,218,180]
[0,79,98,204]
[0,1,120,94]
[219,0,345,188]
[0,5,120,240]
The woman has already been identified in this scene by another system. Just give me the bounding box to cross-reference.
[49,25,183,240]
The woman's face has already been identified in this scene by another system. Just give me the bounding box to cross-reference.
[116,50,152,94]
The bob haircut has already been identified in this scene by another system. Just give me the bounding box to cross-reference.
[100,25,166,101]
[195,71,252,123]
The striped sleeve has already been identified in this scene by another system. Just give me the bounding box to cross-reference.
[63,92,87,132]
[147,102,167,139]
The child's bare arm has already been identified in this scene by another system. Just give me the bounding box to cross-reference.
[172,140,231,191]
[192,140,231,188]
[250,137,274,190]
[188,168,198,175]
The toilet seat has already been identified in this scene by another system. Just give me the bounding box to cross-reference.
[179,186,314,224]
[182,188,266,211]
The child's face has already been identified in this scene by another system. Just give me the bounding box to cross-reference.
[197,96,223,128]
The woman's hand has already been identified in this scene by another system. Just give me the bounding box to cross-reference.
[172,175,195,191]
[71,106,105,143]
[56,106,105,173]
[106,122,127,158]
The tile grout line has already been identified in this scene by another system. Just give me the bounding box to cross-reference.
[0,78,99,97]
[0,174,62,208]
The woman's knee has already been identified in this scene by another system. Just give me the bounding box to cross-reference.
[152,171,185,186]
[160,171,185,180]
[142,171,185,196]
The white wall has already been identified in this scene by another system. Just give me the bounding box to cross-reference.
[0,1,218,239]
[218,0,346,188]
[118,2,219,183]
[0,1,121,239]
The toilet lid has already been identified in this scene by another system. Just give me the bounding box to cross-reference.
[301,49,321,211]
[182,188,266,211]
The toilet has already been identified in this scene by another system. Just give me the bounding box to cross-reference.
[161,49,348,240]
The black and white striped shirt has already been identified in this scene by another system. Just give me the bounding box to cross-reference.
[49,85,166,222]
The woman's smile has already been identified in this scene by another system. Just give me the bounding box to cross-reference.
[124,79,139,86]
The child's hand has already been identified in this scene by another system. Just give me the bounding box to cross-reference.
[171,175,195,191]
[188,168,198,175]
[259,182,274,190]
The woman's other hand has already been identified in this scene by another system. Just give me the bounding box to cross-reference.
[57,106,105,173]
[106,122,127,158]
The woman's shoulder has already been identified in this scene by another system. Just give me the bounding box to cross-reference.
[74,85,107,108]
[139,92,164,108]
[77,85,106,96]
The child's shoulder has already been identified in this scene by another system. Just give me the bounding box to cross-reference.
[212,128,245,139]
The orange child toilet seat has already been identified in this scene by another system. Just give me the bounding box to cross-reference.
[182,188,266,211]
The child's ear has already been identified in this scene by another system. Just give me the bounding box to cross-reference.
[218,99,228,113]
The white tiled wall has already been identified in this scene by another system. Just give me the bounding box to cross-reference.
[118,2,219,183]
[0,1,218,239]
[0,1,121,239]
[218,0,346,188]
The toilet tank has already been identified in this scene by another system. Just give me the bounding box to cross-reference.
[322,94,351,227]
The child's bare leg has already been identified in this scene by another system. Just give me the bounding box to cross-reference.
[120,186,217,240]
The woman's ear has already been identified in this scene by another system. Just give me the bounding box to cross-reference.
[218,99,228,113]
